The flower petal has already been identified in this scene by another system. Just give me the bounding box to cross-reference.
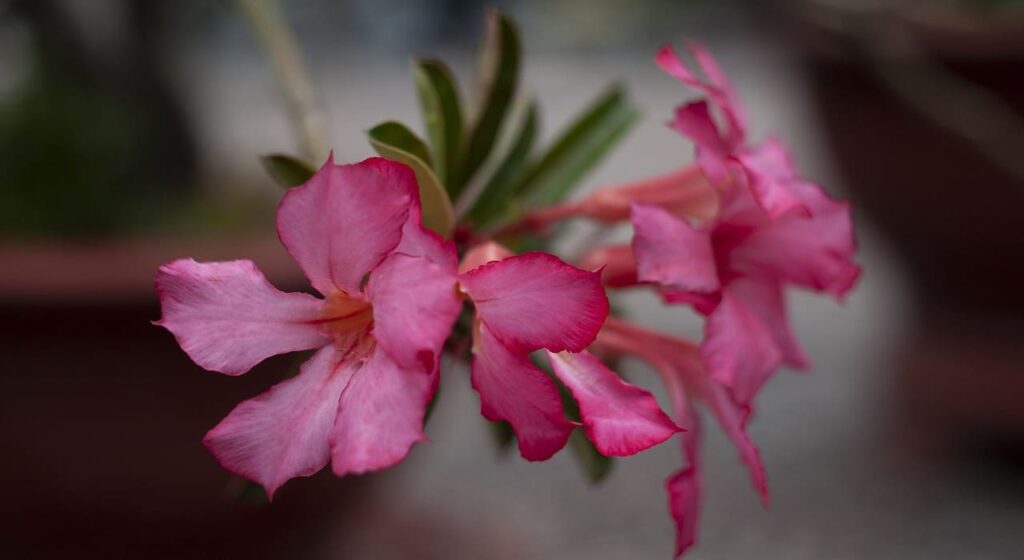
[470,323,574,461]
[631,203,719,294]
[330,348,436,477]
[460,253,609,353]
[203,346,352,498]
[396,202,458,269]
[703,378,768,503]
[277,157,414,295]
[155,259,328,375]
[729,278,809,370]
[669,101,731,186]
[579,244,639,288]
[547,351,679,457]
[367,253,460,370]
[736,139,809,220]
[701,281,784,404]
[666,399,701,559]
[657,43,746,147]
[731,182,861,299]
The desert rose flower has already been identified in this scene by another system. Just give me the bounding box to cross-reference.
[155,157,461,497]
[458,242,680,460]
[596,317,767,558]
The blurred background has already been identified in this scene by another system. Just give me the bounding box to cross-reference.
[3,0,1024,558]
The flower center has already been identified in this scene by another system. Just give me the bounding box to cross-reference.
[320,292,375,358]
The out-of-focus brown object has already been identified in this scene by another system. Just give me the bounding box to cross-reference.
[776,1,1024,444]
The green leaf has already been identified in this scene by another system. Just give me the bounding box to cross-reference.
[413,59,463,191]
[367,121,433,168]
[460,10,520,195]
[368,123,455,238]
[259,153,316,188]
[465,101,538,227]
[519,84,639,206]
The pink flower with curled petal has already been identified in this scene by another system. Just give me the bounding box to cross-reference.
[596,317,766,558]
[457,242,680,460]
[155,156,461,497]
[630,144,860,404]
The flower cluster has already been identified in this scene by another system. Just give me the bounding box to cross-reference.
[155,25,858,558]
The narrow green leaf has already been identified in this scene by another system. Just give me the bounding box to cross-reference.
[460,10,520,194]
[413,59,464,190]
[465,101,538,227]
[259,153,316,188]
[368,124,455,238]
[519,84,639,206]
[367,121,433,168]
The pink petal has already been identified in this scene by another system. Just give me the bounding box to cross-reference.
[687,41,747,143]
[277,157,414,295]
[666,401,701,559]
[460,253,609,353]
[631,203,719,294]
[730,186,860,299]
[729,278,809,370]
[330,347,436,477]
[366,253,460,370]
[471,323,574,461]
[154,258,328,376]
[547,351,679,457]
[701,282,784,404]
[396,202,458,269]
[459,241,515,274]
[703,378,769,503]
[669,101,731,186]
[736,140,809,220]
[203,346,352,498]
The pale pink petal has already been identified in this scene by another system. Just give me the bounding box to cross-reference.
[460,253,608,353]
[631,203,719,294]
[155,258,328,376]
[670,101,730,186]
[277,157,414,295]
[701,283,784,404]
[730,187,860,299]
[470,324,574,460]
[736,140,809,220]
[366,253,460,370]
[547,351,679,456]
[203,346,352,498]
[330,348,436,476]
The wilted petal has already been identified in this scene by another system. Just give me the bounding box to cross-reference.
[547,351,679,457]
[631,203,719,294]
[155,259,328,375]
[330,348,436,477]
[203,346,352,498]
[277,157,414,295]
[701,282,784,404]
[657,43,746,147]
[460,253,608,353]
[471,324,574,460]
[367,253,460,370]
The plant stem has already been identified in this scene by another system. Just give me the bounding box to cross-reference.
[237,0,327,163]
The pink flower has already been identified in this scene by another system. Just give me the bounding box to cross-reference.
[596,317,767,558]
[155,157,461,497]
[657,42,810,219]
[630,139,860,404]
[457,242,680,460]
